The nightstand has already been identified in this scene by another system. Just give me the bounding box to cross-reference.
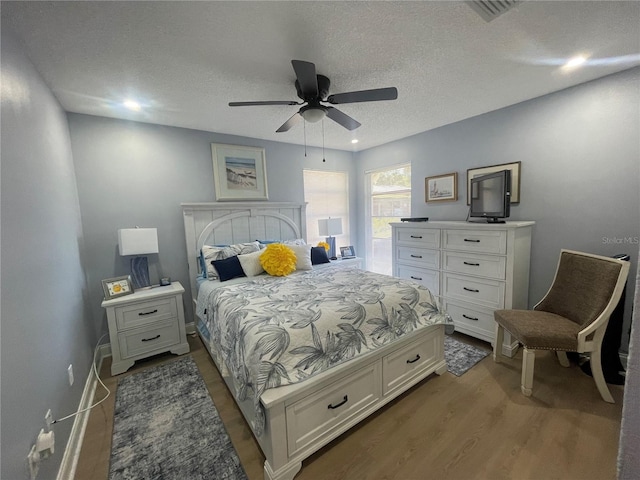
[101,281,190,375]
[331,257,363,268]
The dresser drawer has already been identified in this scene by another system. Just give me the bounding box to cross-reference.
[397,246,439,269]
[115,297,177,330]
[397,265,440,295]
[396,228,440,249]
[286,362,381,457]
[443,299,495,340]
[443,229,507,254]
[382,330,440,395]
[442,251,506,280]
[442,273,504,309]
[117,320,181,359]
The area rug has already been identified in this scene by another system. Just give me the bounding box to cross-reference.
[109,356,248,480]
[445,335,491,376]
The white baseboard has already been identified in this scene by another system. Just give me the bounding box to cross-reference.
[186,321,196,335]
[56,347,107,480]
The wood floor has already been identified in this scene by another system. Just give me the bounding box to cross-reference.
[75,332,624,480]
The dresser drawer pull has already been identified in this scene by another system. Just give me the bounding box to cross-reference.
[464,238,480,243]
[138,309,158,316]
[406,354,421,364]
[463,287,480,293]
[410,235,423,239]
[141,334,161,342]
[410,276,423,281]
[463,261,480,266]
[462,314,479,321]
[328,395,348,410]
[410,254,423,258]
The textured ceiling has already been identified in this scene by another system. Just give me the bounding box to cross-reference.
[3,1,639,151]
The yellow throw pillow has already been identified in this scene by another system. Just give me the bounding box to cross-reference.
[260,243,297,276]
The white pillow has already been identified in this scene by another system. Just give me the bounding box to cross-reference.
[283,238,307,246]
[202,241,261,279]
[288,244,313,271]
[238,249,265,277]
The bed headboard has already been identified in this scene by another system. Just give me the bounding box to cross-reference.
[182,202,307,304]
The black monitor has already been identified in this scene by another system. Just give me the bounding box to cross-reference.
[469,169,511,223]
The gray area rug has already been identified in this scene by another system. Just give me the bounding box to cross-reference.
[109,356,248,480]
[445,335,491,376]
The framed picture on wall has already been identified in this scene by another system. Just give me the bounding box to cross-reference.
[211,143,269,201]
[467,161,521,204]
[425,172,458,202]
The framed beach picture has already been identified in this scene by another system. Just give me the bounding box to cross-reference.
[425,172,458,202]
[466,161,521,204]
[211,143,268,201]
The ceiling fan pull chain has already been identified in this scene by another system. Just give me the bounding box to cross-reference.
[322,119,326,162]
[304,120,307,157]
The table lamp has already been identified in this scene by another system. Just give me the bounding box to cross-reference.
[118,227,159,289]
[318,217,343,260]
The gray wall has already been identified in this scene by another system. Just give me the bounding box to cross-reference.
[356,67,640,352]
[67,114,357,336]
[1,30,94,479]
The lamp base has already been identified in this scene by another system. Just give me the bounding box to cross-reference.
[130,256,151,289]
[326,236,337,260]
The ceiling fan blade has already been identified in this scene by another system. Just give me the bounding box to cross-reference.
[229,100,300,107]
[291,60,318,99]
[276,112,303,133]
[326,107,361,131]
[326,87,398,104]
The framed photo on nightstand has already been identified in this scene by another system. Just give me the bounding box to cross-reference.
[102,275,135,300]
[340,246,356,259]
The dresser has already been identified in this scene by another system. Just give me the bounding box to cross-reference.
[391,221,534,356]
[102,281,190,375]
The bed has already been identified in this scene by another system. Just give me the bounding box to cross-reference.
[182,202,453,480]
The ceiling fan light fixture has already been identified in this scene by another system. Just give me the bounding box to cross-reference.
[300,107,326,123]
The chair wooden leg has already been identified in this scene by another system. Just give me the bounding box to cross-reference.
[590,346,614,403]
[556,351,570,367]
[521,348,535,397]
[493,322,504,363]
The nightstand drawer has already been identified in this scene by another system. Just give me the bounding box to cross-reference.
[118,320,181,359]
[115,297,177,330]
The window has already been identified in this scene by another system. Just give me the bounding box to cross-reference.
[365,164,411,275]
[303,170,350,251]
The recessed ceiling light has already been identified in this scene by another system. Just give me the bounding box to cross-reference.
[351,139,358,144]
[123,99,141,111]
[565,56,587,69]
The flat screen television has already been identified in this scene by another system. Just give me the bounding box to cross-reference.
[469,169,511,223]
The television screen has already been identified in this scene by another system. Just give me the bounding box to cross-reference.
[470,170,511,223]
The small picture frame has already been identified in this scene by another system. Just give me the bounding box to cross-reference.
[425,172,458,202]
[340,246,356,258]
[102,275,135,300]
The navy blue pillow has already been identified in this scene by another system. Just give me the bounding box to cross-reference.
[311,246,331,265]
[211,256,246,282]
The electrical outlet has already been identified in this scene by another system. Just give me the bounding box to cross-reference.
[67,364,74,386]
[45,409,53,431]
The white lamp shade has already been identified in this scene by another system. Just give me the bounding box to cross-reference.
[118,228,159,256]
[318,218,343,236]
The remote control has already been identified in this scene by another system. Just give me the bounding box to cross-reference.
[400,217,429,222]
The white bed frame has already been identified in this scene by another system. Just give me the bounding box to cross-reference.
[182,202,447,480]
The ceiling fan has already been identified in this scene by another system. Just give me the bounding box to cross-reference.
[229,60,398,133]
